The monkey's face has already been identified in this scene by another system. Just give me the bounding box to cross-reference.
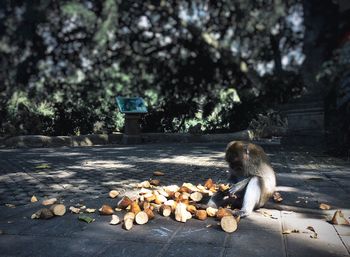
[225,141,249,176]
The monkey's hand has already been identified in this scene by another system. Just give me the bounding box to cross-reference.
[229,177,251,197]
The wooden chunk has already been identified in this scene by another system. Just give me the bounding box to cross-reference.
[221,216,238,233]
[49,204,66,216]
[117,196,133,209]
[216,207,232,220]
[110,214,120,225]
[99,204,114,215]
[42,198,57,206]
[154,194,167,205]
[330,210,350,225]
[182,183,199,192]
[219,184,230,192]
[144,208,155,220]
[69,206,81,214]
[319,203,331,210]
[130,201,141,214]
[137,181,151,188]
[108,190,120,199]
[150,179,160,186]
[124,212,135,221]
[187,205,197,214]
[204,178,214,189]
[206,207,218,217]
[195,210,207,220]
[159,204,172,217]
[153,171,165,176]
[190,192,203,202]
[175,202,192,223]
[179,186,192,193]
[32,208,54,219]
[31,195,38,203]
[135,211,149,225]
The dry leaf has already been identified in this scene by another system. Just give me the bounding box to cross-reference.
[319,203,331,210]
[306,226,318,239]
[31,195,38,203]
[5,204,15,208]
[330,210,350,225]
[273,192,283,203]
[282,229,299,234]
[35,164,51,169]
[153,171,165,176]
[78,215,95,223]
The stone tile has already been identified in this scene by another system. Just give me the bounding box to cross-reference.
[163,243,224,257]
[224,228,285,257]
[282,212,349,257]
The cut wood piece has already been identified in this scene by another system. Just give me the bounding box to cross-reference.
[159,204,172,217]
[187,205,197,214]
[319,203,331,210]
[123,218,134,230]
[139,188,153,195]
[216,208,232,220]
[31,195,38,203]
[153,171,165,176]
[135,211,149,225]
[69,206,81,214]
[85,208,96,213]
[195,210,207,220]
[175,202,192,223]
[154,194,167,205]
[49,204,66,216]
[99,204,114,215]
[141,201,151,210]
[206,207,218,217]
[182,183,199,192]
[219,184,230,192]
[150,179,160,186]
[204,178,214,189]
[109,190,120,199]
[144,208,155,220]
[110,214,121,225]
[117,196,133,209]
[130,201,141,214]
[330,210,350,225]
[42,198,57,206]
[157,189,169,198]
[137,181,151,188]
[190,192,203,202]
[144,194,156,202]
[179,186,192,193]
[124,212,135,221]
[220,215,238,233]
[32,208,54,219]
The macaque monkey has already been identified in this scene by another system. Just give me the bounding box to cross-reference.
[207,141,276,217]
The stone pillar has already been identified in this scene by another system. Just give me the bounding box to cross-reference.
[122,114,142,144]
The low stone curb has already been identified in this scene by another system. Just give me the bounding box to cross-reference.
[0,130,255,148]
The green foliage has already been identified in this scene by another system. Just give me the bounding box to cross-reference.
[0,0,304,136]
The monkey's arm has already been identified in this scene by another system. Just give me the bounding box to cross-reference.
[229,177,251,196]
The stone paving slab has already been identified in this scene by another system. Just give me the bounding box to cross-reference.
[0,143,349,257]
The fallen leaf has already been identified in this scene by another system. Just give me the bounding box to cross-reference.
[153,171,165,176]
[78,215,95,223]
[319,203,331,210]
[282,229,300,234]
[35,164,51,169]
[206,224,212,228]
[330,210,350,225]
[307,226,318,239]
[5,204,15,208]
[273,192,283,203]
[30,195,38,203]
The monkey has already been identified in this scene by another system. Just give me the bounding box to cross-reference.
[206,141,276,217]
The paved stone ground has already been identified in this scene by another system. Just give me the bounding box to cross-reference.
[0,143,349,257]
